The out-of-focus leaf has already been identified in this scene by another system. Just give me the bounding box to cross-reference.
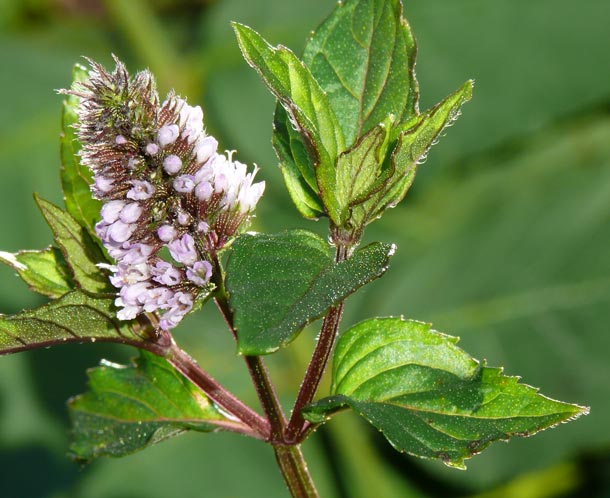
[69,351,229,461]
[60,63,102,237]
[0,246,73,298]
[304,318,588,469]
[35,195,110,294]
[303,0,419,146]
[225,230,393,355]
[0,290,154,356]
[233,22,345,223]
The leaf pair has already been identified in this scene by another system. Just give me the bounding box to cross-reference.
[235,0,473,236]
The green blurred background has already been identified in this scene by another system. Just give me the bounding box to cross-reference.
[0,0,609,497]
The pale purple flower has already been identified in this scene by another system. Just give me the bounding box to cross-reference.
[100,200,125,224]
[163,154,182,175]
[186,260,212,286]
[177,211,191,226]
[116,301,141,320]
[159,291,194,329]
[145,142,159,155]
[238,180,266,213]
[127,180,154,200]
[158,124,180,147]
[157,224,177,242]
[195,181,213,201]
[119,202,143,223]
[109,262,150,287]
[179,102,204,144]
[195,136,218,164]
[197,221,209,234]
[194,164,213,183]
[107,220,136,244]
[120,281,152,305]
[151,260,183,286]
[120,244,155,265]
[168,233,198,265]
[173,175,195,193]
[94,176,114,193]
[140,286,174,312]
[115,134,128,145]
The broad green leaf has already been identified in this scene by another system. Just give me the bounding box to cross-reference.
[60,63,102,236]
[69,351,228,461]
[233,23,345,223]
[303,0,419,146]
[304,318,588,469]
[0,246,73,298]
[0,290,154,356]
[36,195,110,294]
[225,230,393,355]
[349,80,474,229]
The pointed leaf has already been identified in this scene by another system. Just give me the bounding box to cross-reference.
[0,246,74,298]
[303,0,419,145]
[350,80,474,229]
[69,351,229,461]
[272,105,325,219]
[60,63,102,236]
[335,117,393,225]
[36,195,111,294]
[225,230,393,355]
[304,317,588,469]
[0,290,155,356]
[233,23,345,223]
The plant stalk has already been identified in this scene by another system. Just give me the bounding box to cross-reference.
[167,341,270,439]
[274,444,320,498]
[211,252,287,441]
[285,241,350,442]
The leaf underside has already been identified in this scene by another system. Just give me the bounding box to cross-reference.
[304,317,588,469]
[226,230,393,355]
[36,196,111,295]
[69,351,228,461]
[0,290,154,356]
[0,246,73,298]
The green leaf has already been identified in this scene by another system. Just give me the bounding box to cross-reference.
[35,195,110,294]
[304,317,588,469]
[335,116,393,225]
[0,246,73,298]
[272,105,325,219]
[69,351,228,461]
[349,80,474,229]
[225,230,393,355]
[233,22,345,223]
[0,290,154,356]
[303,0,419,146]
[60,63,102,236]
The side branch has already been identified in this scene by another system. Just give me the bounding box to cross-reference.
[167,341,271,439]
[285,240,351,442]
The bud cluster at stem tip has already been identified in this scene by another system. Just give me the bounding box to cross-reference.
[61,56,265,330]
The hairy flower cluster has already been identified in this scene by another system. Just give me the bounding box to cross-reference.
[64,57,264,329]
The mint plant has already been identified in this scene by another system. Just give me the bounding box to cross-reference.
[0,1,588,497]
